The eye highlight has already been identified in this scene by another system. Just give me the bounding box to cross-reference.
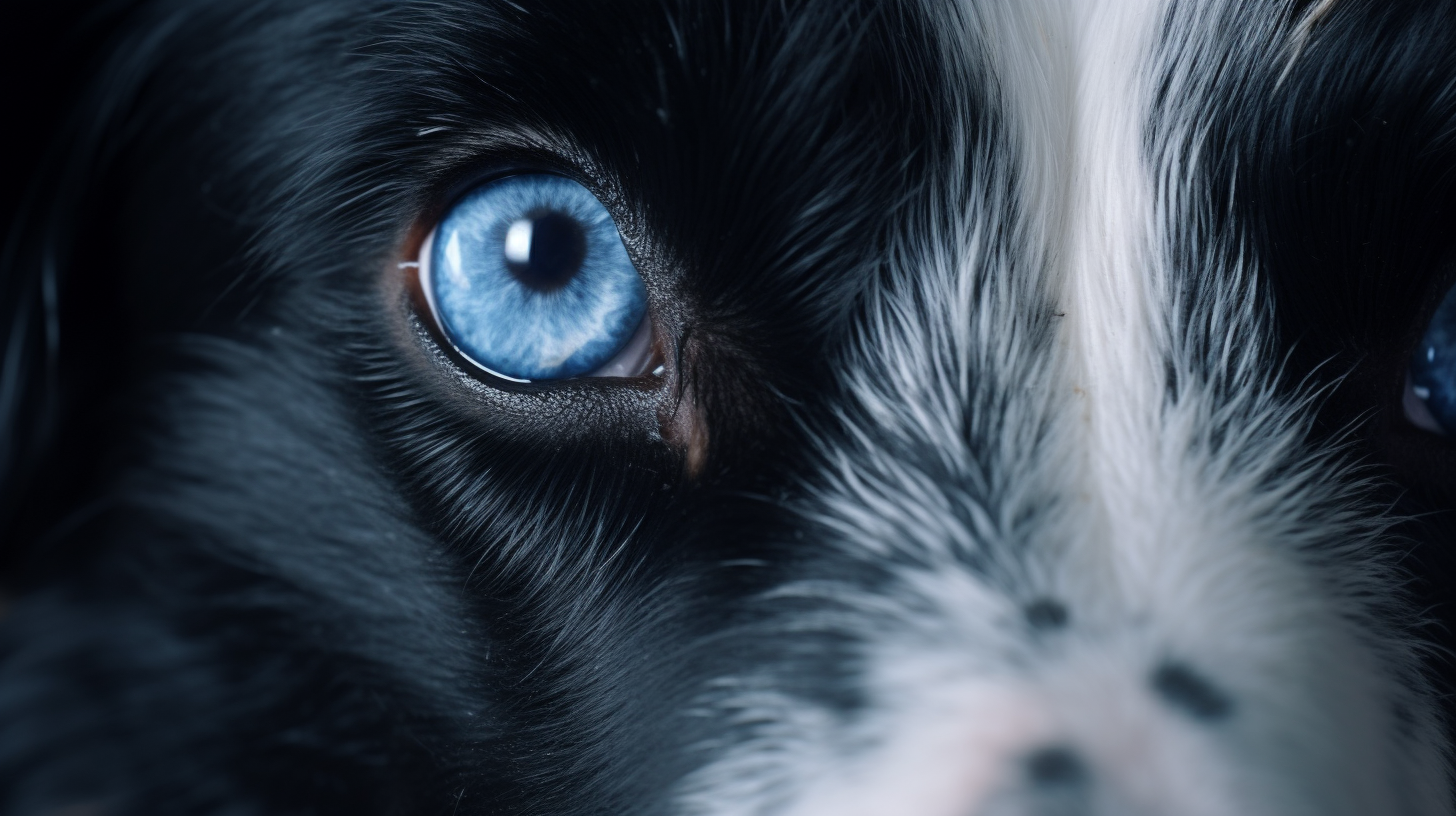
[1405,282,1456,435]
[417,174,651,382]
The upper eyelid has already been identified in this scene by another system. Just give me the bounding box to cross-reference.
[421,168,635,253]
[416,138,614,214]
[416,159,656,276]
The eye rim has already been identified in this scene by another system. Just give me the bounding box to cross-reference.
[403,170,664,389]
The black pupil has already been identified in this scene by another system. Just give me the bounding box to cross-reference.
[504,211,587,292]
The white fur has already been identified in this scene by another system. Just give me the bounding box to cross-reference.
[676,2,1450,814]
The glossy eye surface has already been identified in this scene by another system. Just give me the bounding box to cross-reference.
[420,175,648,382]
[1407,283,1456,435]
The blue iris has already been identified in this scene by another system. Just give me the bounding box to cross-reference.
[1411,284,1456,434]
[425,174,647,381]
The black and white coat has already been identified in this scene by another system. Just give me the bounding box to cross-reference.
[3,1,1456,814]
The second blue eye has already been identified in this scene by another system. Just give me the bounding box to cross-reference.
[1410,283,1456,434]
[422,175,648,382]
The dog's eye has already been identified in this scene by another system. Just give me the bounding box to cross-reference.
[417,174,651,382]
[1405,282,1456,435]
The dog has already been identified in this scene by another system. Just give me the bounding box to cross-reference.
[3,0,1456,813]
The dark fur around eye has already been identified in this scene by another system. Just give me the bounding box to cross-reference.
[1180,0,1456,687]
[1204,4,1456,505]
